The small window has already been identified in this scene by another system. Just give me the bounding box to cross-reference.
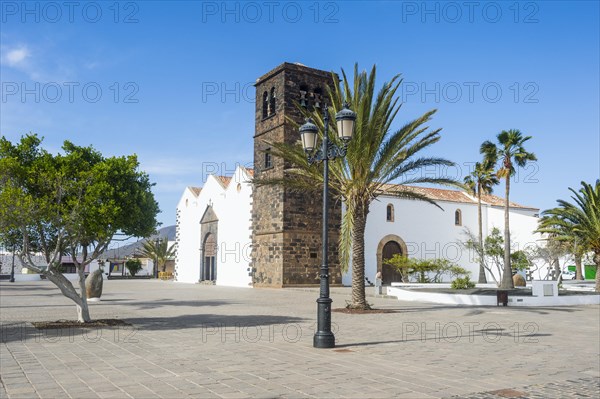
[264,149,272,169]
[386,204,394,222]
[236,183,242,193]
[455,209,462,226]
[269,87,276,116]
[262,91,268,119]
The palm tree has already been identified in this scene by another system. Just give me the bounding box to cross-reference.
[464,161,499,283]
[481,130,536,289]
[538,180,600,291]
[139,238,176,276]
[255,65,460,309]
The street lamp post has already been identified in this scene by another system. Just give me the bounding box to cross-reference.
[299,102,356,348]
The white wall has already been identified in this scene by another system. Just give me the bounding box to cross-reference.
[174,187,204,283]
[174,167,253,287]
[486,205,542,281]
[342,196,541,286]
[215,167,253,288]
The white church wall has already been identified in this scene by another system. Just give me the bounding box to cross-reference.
[215,167,253,287]
[343,197,482,286]
[343,196,541,286]
[175,188,204,283]
[481,205,541,282]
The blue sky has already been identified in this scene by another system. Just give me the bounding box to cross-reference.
[1,1,599,229]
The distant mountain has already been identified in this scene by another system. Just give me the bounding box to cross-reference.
[102,225,176,260]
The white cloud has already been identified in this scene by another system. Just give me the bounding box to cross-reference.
[4,46,30,66]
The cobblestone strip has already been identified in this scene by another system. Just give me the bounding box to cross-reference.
[446,377,600,399]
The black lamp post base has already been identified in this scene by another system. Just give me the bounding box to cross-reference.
[313,331,335,348]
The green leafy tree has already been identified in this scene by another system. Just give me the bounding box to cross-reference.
[464,227,530,286]
[139,238,176,275]
[254,65,460,309]
[538,180,600,291]
[481,130,537,289]
[464,161,499,283]
[125,259,143,277]
[383,255,469,283]
[0,135,159,322]
[527,237,570,281]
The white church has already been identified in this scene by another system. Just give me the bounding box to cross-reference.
[174,63,541,287]
[173,166,540,286]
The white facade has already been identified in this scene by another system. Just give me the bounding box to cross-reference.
[344,189,541,286]
[175,166,253,287]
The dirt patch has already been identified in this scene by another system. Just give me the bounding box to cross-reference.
[332,308,397,314]
[32,319,131,329]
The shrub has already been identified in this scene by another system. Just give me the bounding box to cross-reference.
[451,276,476,290]
[383,255,470,283]
[125,259,143,277]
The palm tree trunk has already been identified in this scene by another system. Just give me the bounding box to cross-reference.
[350,202,369,309]
[500,177,514,289]
[575,253,583,280]
[477,186,487,284]
[594,252,600,292]
[553,257,561,283]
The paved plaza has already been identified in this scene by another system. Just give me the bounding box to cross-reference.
[1,280,599,398]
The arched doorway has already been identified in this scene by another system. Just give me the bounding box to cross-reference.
[376,234,408,285]
[381,241,403,285]
[202,233,217,281]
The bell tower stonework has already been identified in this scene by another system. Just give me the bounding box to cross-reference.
[251,63,342,287]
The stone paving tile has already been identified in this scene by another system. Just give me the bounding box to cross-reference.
[1,281,599,399]
[446,376,600,398]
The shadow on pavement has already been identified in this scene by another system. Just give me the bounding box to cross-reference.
[1,314,308,343]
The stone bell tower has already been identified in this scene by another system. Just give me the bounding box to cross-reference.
[251,63,342,287]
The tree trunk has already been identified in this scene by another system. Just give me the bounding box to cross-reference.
[500,177,514,289]
[350,202,369,309]
[44,269,90,322]
[77,267,91,323]
[574,253,584,280]
[554,257,563,285]
[477,186,487,284]
[594,252,600,292]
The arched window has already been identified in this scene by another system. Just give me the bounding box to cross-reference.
[269,87,276,116]
[455,209,462,226]
[299,85,308,108]
[313,87,323,109]
[262,91,268,118]
[386,204,394,222]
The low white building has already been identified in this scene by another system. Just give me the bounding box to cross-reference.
[175,166,543,287]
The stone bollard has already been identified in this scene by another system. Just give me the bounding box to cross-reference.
[374,278,383,295]
[86,269,104,301]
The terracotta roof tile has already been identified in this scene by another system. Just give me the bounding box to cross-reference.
[379,184,537,210]
[216,176,232,188]
[188,187,201,197]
